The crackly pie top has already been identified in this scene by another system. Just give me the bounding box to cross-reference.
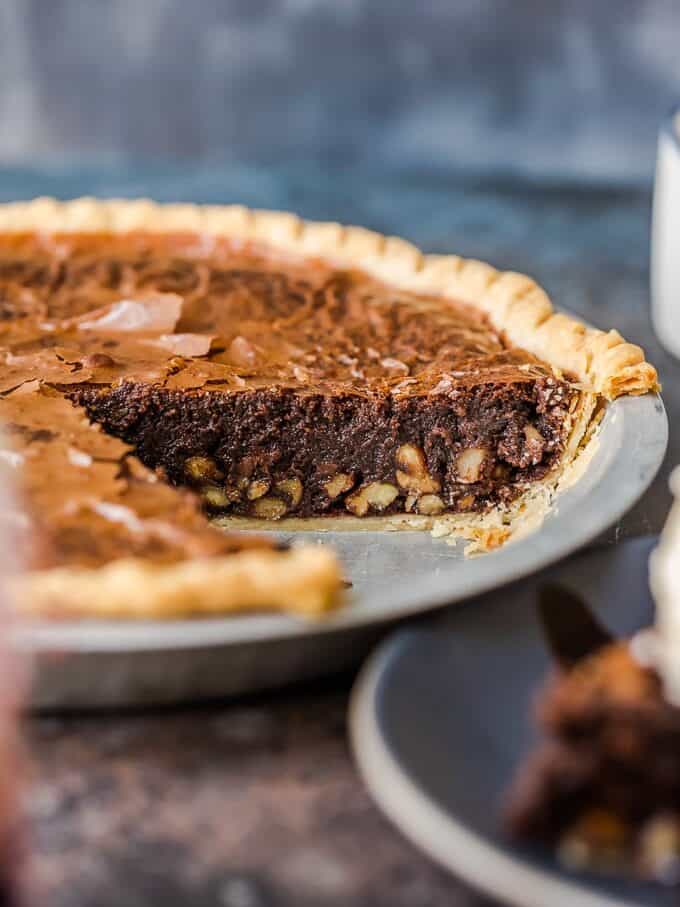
[0,231,563,397]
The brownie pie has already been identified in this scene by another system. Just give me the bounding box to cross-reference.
[506,475,680,882]
[505,643,680,882]
[0,198,659,618]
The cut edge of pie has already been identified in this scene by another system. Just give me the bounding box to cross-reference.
[0,197,660,620]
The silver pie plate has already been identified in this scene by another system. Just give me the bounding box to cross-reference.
[15,392,667,709]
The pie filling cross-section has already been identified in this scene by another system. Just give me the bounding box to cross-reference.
[0,198,660,619]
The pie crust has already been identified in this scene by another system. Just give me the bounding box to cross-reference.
[0,198,659,620]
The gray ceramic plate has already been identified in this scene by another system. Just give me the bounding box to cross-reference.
[17,393,667,708]
[350,537,671,907]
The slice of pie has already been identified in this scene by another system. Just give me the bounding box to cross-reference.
[0,197,659,619]
[505,475,680,881]
[504,641,680,880]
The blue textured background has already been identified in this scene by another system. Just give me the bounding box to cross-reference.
[0,0,679,182]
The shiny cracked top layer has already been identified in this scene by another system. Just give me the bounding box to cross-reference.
[0,231,564,397]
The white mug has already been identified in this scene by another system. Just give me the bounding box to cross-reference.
[652,107,680,357]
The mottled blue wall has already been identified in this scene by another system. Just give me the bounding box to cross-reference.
[1,0,679,182]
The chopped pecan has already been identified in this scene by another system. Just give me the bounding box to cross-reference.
[323,473,354,499]
[456,447,487,484]
[416,494,445,515]
[247,478,270,500]
[201,484,236,509]
[185,455,223,483]
[251,496,288,519]
[275,478,303,507]
[395,444,440,494]
[346,482,399,516]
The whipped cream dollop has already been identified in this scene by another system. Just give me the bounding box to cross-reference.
[649,467,680,704]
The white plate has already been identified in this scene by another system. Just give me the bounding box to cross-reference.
[18,392,667,708]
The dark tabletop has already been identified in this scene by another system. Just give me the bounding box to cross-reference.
[12,165,677,907]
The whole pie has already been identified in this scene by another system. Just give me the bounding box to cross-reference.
[0,198,659,619]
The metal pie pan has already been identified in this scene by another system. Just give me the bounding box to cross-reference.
[15,392,667,708]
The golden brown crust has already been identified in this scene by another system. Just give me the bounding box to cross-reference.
[0,197,659,399]
[14,547,342,620]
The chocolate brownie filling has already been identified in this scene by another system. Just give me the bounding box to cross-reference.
[506,644,680,879]
[72,378,571,518]
[0,231,580,523]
